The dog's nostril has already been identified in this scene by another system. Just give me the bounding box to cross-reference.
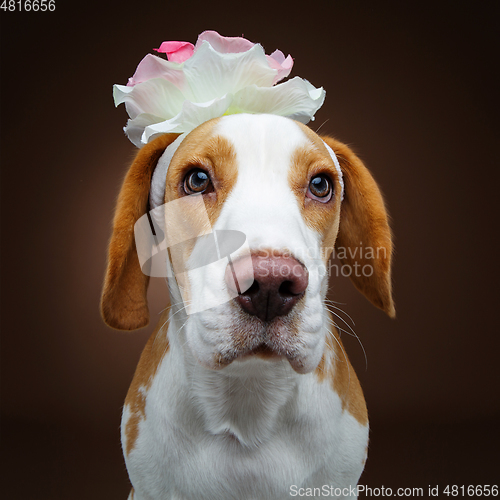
[278,280,295,297]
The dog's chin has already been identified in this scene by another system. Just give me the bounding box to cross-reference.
[191,314,322,375]
[221,346,318,375]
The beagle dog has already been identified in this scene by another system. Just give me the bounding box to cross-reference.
[101,113,394,500]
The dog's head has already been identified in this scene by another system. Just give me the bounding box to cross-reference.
[102,114,394,374]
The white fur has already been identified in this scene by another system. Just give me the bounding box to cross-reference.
[123,115,368,499]
[125,324,368,500]
[150,133,185,209]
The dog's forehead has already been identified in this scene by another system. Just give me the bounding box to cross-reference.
[214,114,312,173]
[204,114,329,255]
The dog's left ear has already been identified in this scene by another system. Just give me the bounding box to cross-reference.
[322,136,395,318]
[101,133,179,330]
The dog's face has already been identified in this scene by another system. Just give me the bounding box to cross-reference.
[163,114,342,373]
[102,113,394,375]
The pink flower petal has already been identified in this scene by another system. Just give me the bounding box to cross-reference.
[126,54,186,88]
[268,49,286,64]
[266,50,293,84]
[155,41,195,63]
[195,30,254,54]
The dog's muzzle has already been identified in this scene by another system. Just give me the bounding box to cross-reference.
[225,253,309,322]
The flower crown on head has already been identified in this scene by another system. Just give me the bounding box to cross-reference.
[113,30,326,147]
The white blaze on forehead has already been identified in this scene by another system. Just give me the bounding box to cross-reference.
[215,114,309,175]
[213,114,322,262]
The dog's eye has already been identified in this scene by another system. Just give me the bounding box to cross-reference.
[307,174,333,202]
[184,169,211,194]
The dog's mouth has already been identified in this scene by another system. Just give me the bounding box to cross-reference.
[231,340,310,374]
[198,301,316,373]
[208,330,312,374]
[223,316,307,370]
[237,343,281,361]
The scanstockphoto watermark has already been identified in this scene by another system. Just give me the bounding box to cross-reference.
[290,484,499,497]
[290,484,426,497]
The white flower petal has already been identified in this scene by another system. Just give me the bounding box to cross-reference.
[114,78,185,120]
[194,31,255,54]
[182,42,277,102]
[142,94,233,143]
[114,84,142,119]
[113,83,133,103]
[302,79,325,101]
[142,116,186,142]
[230,77,325,123]
[177,95,233,131]
[124,113,166,148]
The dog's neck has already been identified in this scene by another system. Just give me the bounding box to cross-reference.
[167,306,301,448]
[191,357,298,448]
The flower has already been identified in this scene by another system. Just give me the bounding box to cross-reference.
[114,31,325,147]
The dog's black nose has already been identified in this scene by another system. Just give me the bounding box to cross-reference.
[225,253,308,322]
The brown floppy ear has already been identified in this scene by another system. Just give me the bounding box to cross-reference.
[322,136,395,318]
[101,133,179,330]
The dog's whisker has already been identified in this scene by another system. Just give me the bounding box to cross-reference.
[168,303,190,321]
[326,315,367,370]
[324,300,356,327]
[177,318,189,335]
[152,301,194,349]
[159,298,186,314]
[324,326,352,401]
[152,319,171,348]
[315,118,330,134]
[324,298,348,306]
[325,308,359,347]
[325,306,357,336]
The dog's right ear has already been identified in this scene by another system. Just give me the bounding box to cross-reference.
[101,133,179,331]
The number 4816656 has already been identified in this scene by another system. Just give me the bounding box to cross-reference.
[1,0,56,11]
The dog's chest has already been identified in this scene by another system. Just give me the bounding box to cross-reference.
[122,343,368,500]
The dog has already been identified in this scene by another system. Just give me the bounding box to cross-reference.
[101,113,394,499]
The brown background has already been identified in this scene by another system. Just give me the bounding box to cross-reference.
[1,1,499,498]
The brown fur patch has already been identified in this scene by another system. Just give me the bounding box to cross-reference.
[314,315,368,426]
[314,343,328,383]
[160,119,239,310]
[101,133,180,330]
[124,309,170,455]
[288,142,342,263]
[321,135,395,318]
[165,118,238,227]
